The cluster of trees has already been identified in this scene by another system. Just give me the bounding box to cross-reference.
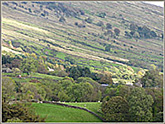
[140,68,163,88]
[66,66,113,85]
[2,67,163,122]
[2,76,46,122]
[2,76,102,102]
[96,12,106,18]
[2,101,46,122]
[66,66,91,80]
[102,85,163,122]
[96,21,121,38]
[2,52,66,76]
[2,51,163,122]
[2,52,23,66]
[2,52,114,85]
[2,70,163,122]
[125,23,160,40]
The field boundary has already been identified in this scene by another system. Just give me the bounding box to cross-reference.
[42,101,106,122]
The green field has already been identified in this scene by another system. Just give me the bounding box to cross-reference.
[32,73,63,80]
[2,72,63,83]
[32,103,102,122]
[65,102,103,117]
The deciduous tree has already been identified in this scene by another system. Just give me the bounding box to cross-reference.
[114,28,120,36]
[101,96,129,121]
[127,87,154,122]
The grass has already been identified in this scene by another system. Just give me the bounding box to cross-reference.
[32,103,102,122]
[2,72,63,83]
[65,102,103,117]
[11,77,37,83]
[2,2,163,81]
[32,73,63,80]
[55,52,66,60]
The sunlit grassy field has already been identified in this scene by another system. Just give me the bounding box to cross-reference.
[32,103,102,122]
[65,102,103,117]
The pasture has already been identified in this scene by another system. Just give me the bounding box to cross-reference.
[32,103,102,122]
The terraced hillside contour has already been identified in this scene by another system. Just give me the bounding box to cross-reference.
[2,1,163,85]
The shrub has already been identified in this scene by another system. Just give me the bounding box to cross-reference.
[85,17,93,24]
[59,16,66,22]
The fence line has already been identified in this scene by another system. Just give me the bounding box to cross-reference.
[42,101,106,122]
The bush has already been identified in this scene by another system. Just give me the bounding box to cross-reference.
[85,17,93,24]
[96,21,104,27]
[114,28,120,36]
[59,16,66,22]
[97,12,106,18]
[106,23,112,29]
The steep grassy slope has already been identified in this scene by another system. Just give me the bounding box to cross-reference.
[2,1,163,72]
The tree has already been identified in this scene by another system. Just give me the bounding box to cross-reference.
[79,82,94,102]
[130,23,138,31]
[127,87,154,122]
[37,62,48,74]
[133,31,140,41]
[105,44,111,52]
[2,53,15,64]
[75,22,78,26]
[28,8,32,13]
[145,88,163,121]
[85,17,93,23]
[98,71,113,85]
[140,68,163,88]
[153,112,163,122]
[11,59,21,68]
[58,91,69,102]
[125,31,132,38]
[67,66,92,80]
[2,77,16,102]
[2,101,46,122]
[67,66,81,80]
[138,26,151,38]
[97,12,106,18]
[68,83,81,102]
[106,23,112,29]
[114,28,120,36]
[150,31,157,37]
[133,31,140,38]
[101,96,129,121]
[96,21,104,27]
[117,85,133,99]
[107,30,113,36]
[65,56,76,64]
[77,77,102,102]
[59,16,66,22]
[20,58,38,75]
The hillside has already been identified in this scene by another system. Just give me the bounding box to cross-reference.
[2,2,164,122]
[32,103,102,122]
[2,1,164,82]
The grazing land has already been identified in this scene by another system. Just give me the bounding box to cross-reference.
[32,103,102,122]
[2,1,163,123]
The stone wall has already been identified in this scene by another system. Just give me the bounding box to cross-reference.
[42,101,105,122]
